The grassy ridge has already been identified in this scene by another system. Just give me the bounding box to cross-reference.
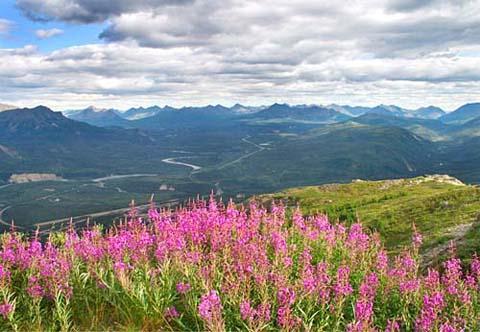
[258,175,480,263]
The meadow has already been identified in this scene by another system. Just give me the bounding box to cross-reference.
[259,176,480,266]
[0,197,478,331]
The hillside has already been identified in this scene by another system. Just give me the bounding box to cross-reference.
[349,113,450,141]
[438,136,480,183]
[198,124,439,194]
[441,102,480,124]
[0,106,167,179]
[445,115,480,139]
[257,175,480,265]
[131,105,238,130]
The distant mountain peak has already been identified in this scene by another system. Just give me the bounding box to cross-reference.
[31,105,54,112]
[121,105,164,120]
[230,103,258,114]
[66,106,129,127]
[412,105,445,119]
[85,105,108,113]
[0,105,82,135]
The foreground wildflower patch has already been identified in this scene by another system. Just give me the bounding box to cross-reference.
[0,198,479,331]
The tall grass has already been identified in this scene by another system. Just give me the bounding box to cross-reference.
[0,197,478,331]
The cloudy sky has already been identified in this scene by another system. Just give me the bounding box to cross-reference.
[0,0,480,111]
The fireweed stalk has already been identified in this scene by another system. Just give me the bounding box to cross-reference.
[0,197,478,331]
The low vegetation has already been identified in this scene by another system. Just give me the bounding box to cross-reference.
[0,197,479,330]
[258,176,480,264]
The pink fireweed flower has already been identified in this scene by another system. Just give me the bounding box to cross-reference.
[148,207,161,221]
[347,223,370,252]
[113,261,129,274]
[424,268,440,290]
[277,306,300,329]
[300,249,312,268]
[385,319,400,332]
[198,290,222,322]
[270,201,286,225]
[164,306,180,319]
[471,254,480,283]
[416,292,445,331]
[277,287,296,307]
[239,300,255,322]
[399,278,420,294]
[351,273,378,330]
[412,224,423,248]
[314,214,331,233]
[302,267,317,294]
[347,322,362,332]
[283,256,293,268]
[442,258,463,296]
[185,251,202,264]
[439,323,456,332]
[400,253,417,272]
[155,242,168,262]
[256,303,271,322]
[0,302,12,319]
[0,249,15,266]
[465,274,476,289]
[27,276,44,299]
[459,289,471,305]
[334,266,353,298]
[270,231,287,254]
[176,282,191,294]
[316,262,331,303]
[359,273,379,300]
[293,207,306,232]
[354,299,373,322]
[3,196,480,329]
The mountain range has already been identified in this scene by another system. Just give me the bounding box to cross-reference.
[1,102,480,187]
[62,102,479,130]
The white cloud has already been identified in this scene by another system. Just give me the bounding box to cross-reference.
[35,28,63,39]
[3,0,480,110]
[1,42,480,111]
[16,0,193,23]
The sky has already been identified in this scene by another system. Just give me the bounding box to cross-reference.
[0,0,480,111]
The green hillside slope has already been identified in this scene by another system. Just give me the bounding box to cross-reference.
[257,175,480,266]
